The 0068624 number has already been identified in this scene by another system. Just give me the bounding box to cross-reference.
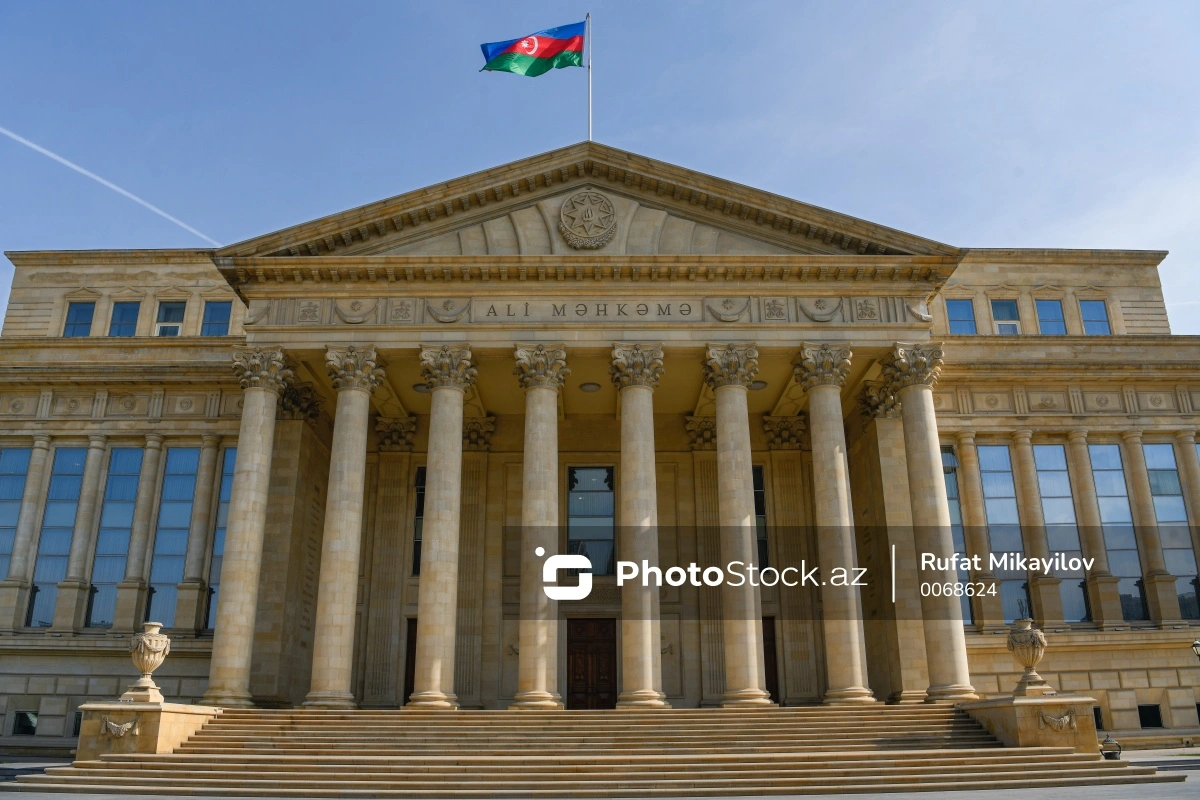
[920,582,997,597]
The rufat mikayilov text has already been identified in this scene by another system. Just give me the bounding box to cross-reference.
[922,552,1096,573]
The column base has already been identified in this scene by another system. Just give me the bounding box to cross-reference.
[720,688,774,707]
[924,683,979,702]
[303,690,358,709]
[200,687,255,708]
[616,689,671,709]
[887,689,930,704]
[823,687,877,704]
[0,579,31,633]
[509,691,563,710]
[404,691,459,710]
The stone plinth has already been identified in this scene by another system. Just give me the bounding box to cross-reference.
[959,694,1100,754]
[75,702,220,763]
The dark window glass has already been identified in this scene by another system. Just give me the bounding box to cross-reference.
[1035,299,1067,335]
[85,447,143,628]
[156,302,186,337]
[753,466,768,568]
[1089,443,1147,621]
[204,448,236,628]
[979,444,1030,622]
[1143,444,1198,619]
[946,299,977,335]
[412,467,426,576]
[1080,300,1111,335]
[1092,706,1104,731]
[200,301,232,337]
[63,302,95,337]
[13,711,37,735]
[108,302,140,337]
[991,299,1020,335]
[0,447,32,581]
[1033,444,1089,622]
[942,445,974,624]
[568,467,615,576]
[27,448,87,627]
[1137,704,1163,728]
[145,448,199,627]
[72,710,83,737]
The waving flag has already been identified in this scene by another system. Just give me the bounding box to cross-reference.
[480,21,586,77]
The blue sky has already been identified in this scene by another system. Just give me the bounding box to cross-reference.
[2,1,1198,330]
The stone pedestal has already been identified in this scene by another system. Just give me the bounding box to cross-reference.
[75,702,220,763]
[960,694,1100,753]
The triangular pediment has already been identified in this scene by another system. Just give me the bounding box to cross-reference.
[217,143,957,260]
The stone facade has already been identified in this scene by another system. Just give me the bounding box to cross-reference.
[0,143,1197,752]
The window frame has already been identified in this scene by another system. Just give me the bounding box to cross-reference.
[945,298,978,335]
[566,465,617,577]
[1079,299,1112,336]
[155,301,187,337]
[1034,298,1067,336]
[989,298,1021,335]
[200,300,232,337]
[107,301,141,337]
[63,301,96,338]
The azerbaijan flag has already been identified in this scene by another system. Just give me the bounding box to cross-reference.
[480,21,585,77]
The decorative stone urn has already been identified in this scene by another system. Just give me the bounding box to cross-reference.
[120,621,171,703]
[1007,618,1052,696]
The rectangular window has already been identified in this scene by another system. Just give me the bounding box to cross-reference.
[946,299,977,335]
[156,301,186,337]
[753,466,769,569]
[107,301,140,337]
[85,448,143,628]
[411,467,426,576]
[12,711,37,736]
[203,448,236,628]
[0,447,32,580]
[1035,299,1067,335]
[1143,443,1199,619]
[942,446,974,624]
[991,299,1021,335]
[1089,443,1147,621]
[145,448,199,627]
[568,467,615,576]
[63,302,95,337]
[26,448,87,627]
[1033,444,1089,622]
[978,444,1031,622]
[1137,704,1164,729]
[200,301,232,337]
[1080,300,1111,336]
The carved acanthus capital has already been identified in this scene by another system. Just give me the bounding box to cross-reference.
[763,415,807,450]
[685,416,717,451]
[420,344,478,391]
[231,347,293,395]
[881,342,944,394]
[514,343,570,390]
[463,416,496,451]
[793,343,852,391]
[326,345,386,393]
[610,343,665,390]
[376,416,417,452]
[277,383,323,422]
[859,380,901,420]
[702,343,759,390]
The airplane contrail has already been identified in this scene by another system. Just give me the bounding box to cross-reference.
[0,124,221,247]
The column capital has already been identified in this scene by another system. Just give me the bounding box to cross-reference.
[1067,428,1090,444]
[326,345,386,393]
[420,344,477,391]
[200,433,223,448]
[31,433,52,448]
[1174,428,1197,445]
[881,342,944,394]
[610,343,664,390]
[685,416,717,451]
[763,415,806,450]
[1010,429,1034,445]
[703,342,759,390]
[463,416,496,451]
[144,433,165,448]
[232,346,294,395]
[954,429,977,447]
[514,343,570,391]
[86,434,108,449]
[859,379,899,419]
[376,416,417,452]
[1120,429,1144,444]
[793,343,852,391]
[278,383,323,422]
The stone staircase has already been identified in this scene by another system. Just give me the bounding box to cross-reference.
[8,706,1184,796]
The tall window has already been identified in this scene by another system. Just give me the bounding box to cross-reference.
[411,467,426,576]
[1143,444,1199,619]
[156,302,186,337]
[978,444,1030,622]
[1080,300,1111,335]
[204,448,236,628]
[145,448,199,626]
[753,466,768,568]
[946,299,977,335]
[107,302,140,337]
[63,302,95,337]
[568,467,615,576]
[200,301,232,337]
[1033,444,1089,622]
[0,447,32,580]
[941,446,974,624]
[27,448,87,627]
[1089,443,1147,621]
[991,299,1020,335]
[1035,300,1067,335]
[85,448,142,628]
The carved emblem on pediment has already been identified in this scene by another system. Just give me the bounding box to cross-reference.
[559,190,617,249]
[797,297,843,322]
[762,298,788,321]
[333,298,378,324]
[426,299,471,323]
[298,300,321,323]
[855,298,879,321]
[705,298,751,322]
[389,299,414,322]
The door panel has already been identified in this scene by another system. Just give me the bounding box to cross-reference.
[566,618,617,709]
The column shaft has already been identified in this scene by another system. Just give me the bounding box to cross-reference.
[1011,430,1064,626]
[954,432,1005,627]
[1175,430,1200,559]
[0,434,51,632]
[1066,429,1124,627]
[175,433,222,632]
[52,434,108,631]
[111,434,164,632]
[1121,430,1181,623]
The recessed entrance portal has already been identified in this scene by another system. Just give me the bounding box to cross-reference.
[566,617,617,709]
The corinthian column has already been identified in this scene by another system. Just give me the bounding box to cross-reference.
[304,346,385,708]
[511,344,568,710]
[611,343,670,708]
[882,343,976,701]
[703,343,772,707]
[794,344,874,703]
[203,347,293,707]
[407,344,477,709]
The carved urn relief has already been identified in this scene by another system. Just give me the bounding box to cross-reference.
[121,621,171,703]
[1007,618,1052,696]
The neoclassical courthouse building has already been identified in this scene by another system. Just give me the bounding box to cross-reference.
[1,143,1198,751]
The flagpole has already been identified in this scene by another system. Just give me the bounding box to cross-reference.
[586,12,593,141]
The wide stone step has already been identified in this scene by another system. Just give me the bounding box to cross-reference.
[186,726,986,742]
[174,742,1000,757]
[195,721,980,734]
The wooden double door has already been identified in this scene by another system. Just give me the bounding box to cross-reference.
[566,618,617,709]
